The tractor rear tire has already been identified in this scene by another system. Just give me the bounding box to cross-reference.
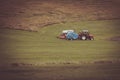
[81,36,86,40]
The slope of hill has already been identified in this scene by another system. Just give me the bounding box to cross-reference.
[0,19,120,80]
[0,0,120,31]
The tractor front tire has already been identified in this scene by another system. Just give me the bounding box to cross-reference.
[90,36,94,40]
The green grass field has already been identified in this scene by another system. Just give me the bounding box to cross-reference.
[0,20,120,64]
[0,20,120,80]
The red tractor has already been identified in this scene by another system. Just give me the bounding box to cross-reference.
[78,30,94,40]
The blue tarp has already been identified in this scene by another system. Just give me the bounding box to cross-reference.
[66,32,78,40]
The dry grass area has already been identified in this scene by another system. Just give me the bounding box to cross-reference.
[0,0,120,31]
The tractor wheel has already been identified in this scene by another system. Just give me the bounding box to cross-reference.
[90,38,94,40]
[81,36,86,40]
[90,36,94,40]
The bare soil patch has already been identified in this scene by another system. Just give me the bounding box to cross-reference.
[109,36,120,41]
[0,0,120,31]
[0,62,120,80]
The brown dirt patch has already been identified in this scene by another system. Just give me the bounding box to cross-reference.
[94,60,113,64]
[0,0,120,31]
[109,36,120,41]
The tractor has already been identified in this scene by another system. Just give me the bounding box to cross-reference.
[78,30,94,40]
[57,30,94,40]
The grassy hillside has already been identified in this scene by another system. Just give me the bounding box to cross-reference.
[0,0,120,79]
[0,20,120,80]
[0,20,120,64]
[0,0,120,31]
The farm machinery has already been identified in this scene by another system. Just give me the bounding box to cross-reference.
[57,30,94,40]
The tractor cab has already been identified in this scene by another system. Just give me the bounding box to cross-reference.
[80,30,89,35]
